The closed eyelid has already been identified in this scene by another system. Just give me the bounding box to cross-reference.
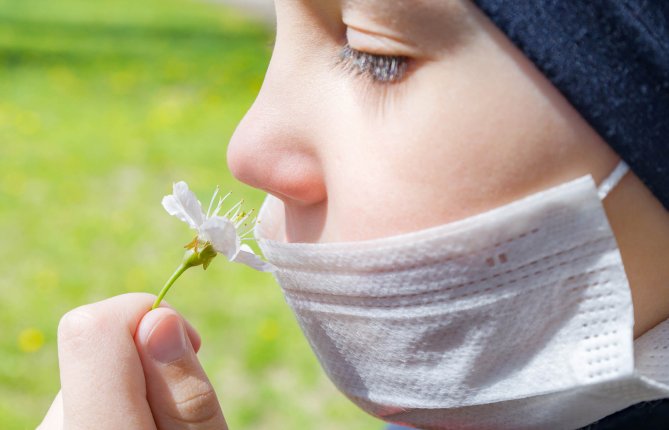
[342,0,476,57]
[345,26,417,57]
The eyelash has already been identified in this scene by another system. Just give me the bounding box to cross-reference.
[338,44,409,83]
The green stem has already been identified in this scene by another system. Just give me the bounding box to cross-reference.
[151,262,190,310]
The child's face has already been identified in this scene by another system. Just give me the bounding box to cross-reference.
[227,0,618,244]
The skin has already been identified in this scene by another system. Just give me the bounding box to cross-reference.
[42,0,669,427]
[227,0,669,337]
[39,294,228,429]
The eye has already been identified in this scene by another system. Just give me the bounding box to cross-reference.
[338,44,409,83]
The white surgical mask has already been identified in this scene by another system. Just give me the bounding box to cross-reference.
[257,162,669,430]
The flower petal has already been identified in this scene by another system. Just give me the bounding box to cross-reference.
[232,244,277,272]
[199,216,239,259]
[162,181,205,229]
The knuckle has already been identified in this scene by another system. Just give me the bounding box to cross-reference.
[170,382,223,426]
[57,306,103,349]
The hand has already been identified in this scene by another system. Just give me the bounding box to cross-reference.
[38,293,228,429]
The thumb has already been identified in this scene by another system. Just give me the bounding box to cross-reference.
[135,308,228,430]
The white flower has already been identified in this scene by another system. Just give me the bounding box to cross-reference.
[161,181,275,272]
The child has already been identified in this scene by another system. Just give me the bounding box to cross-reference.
[40,1,669,429]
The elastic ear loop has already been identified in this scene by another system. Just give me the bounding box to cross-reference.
[597,160,630,200]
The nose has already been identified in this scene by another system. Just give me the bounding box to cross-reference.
[227,62,327,206]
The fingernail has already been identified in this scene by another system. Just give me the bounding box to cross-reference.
[146,314,188,364]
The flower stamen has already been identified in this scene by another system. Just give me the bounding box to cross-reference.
[240,224,257,238]
[212,191,231,218]
[235,208,255,228]
[184,236,199,251]
[223,199,243,219]
[206,186,220,219]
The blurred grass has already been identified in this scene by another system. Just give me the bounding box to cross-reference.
[0,0,381,428]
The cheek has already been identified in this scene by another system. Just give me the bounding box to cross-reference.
[320,24,617,242]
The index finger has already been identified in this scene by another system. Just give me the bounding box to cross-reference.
[57,293,159,429]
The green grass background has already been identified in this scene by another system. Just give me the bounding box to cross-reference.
[0,0,382,428]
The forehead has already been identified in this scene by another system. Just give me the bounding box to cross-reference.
[342,0,470,27]
[344,0,430,16]
[342,0,467,14]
